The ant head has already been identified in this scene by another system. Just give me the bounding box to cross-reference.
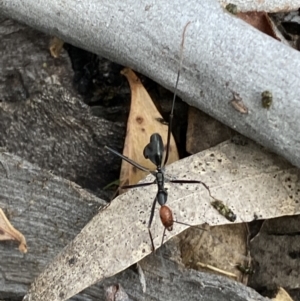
[143,133,164,167]
[159,205,173,231]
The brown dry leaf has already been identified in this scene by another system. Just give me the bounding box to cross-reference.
[0,208,27,253]
[120,68,179,188]
[237,12,280,41]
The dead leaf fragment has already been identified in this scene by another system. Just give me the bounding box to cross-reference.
[237,12,280,41]
[179,224,249,283]
[49,37,64,58]
[0,208,27,253]
[119,68,179,188]
[185,107,249,285]
[230,91,248,114]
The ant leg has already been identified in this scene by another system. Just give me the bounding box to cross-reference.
[148,197,157,229]
[170,180,212,196]
[148,228,155,252]
[121,182,154,189]
[160,227,167,246]
[170,180,205,183]
[147,197,158,252]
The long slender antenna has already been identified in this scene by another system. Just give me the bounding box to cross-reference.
[105,146,152,173]
[163,21,191,167]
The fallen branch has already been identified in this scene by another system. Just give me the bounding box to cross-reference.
[2,0,300,168]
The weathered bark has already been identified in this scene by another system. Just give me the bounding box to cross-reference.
[98,246,270,301]
[2,0,300,169]
[249,215,300,290]
[0,18,125,299]
[0,151,106,300]
[0,18,124,200]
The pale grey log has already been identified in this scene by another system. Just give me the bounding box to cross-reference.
[2,0,300,169]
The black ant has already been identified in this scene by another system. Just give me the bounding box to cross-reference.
[105,22,236,250]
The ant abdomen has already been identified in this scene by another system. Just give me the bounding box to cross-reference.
[160,205,174,231]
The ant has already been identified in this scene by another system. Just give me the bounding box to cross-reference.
[105,22,236,251]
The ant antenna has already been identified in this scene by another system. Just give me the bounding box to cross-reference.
[163,21,191,166]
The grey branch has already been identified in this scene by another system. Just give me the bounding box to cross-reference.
[2,0,300,168]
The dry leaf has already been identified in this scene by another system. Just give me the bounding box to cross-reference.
[237,12,280,41]
[230,91,248,114]
[185,107,249,284]
[0,208,27,253]
[119,68,179,188]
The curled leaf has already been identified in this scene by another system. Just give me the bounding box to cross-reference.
[120,68,179,189]
[0,208,27,253]
[49,37,64,58]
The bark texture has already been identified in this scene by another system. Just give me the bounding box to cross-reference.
[0,151,106,300]
[0,18,125,299]
[0,18,124,200]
